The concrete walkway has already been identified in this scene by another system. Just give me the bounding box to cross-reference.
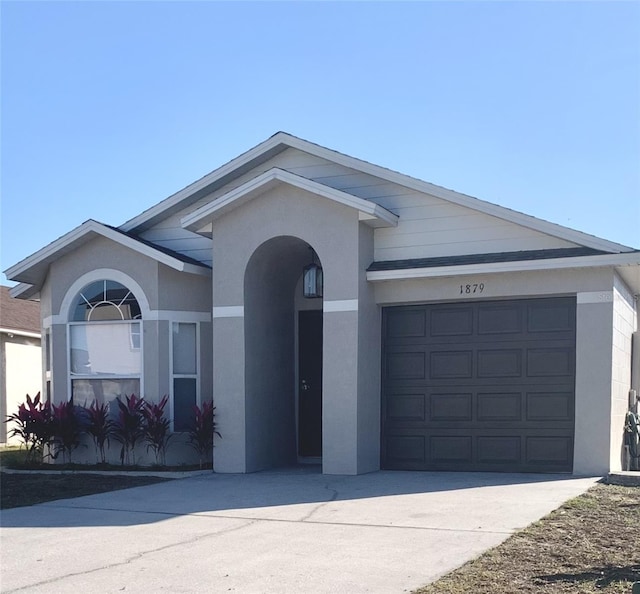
[0,468,598,593]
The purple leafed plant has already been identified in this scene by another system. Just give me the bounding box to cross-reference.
[86,400,115,464]
[113,394,145,466]
[50,400,87,464]
[188,401,220,469]
[5,393,53,464]
[141,395,172,466]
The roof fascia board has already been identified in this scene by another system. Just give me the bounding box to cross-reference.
[366,251,640,281]
[5,220,210,284]
[120,135,289,233]
[181,167,398,231]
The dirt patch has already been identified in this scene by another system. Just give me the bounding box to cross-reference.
[415,483,640,593]
[0,473,170,509]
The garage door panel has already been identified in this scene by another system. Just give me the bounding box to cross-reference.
[430,307,473,336]
[526,436,573,467]
[477,349,522,377]
[429,350,473,379]
[386,435,425,467]
[387,351,426,380]
[430,436,472,463]
[526,391,573,421]
[386,309,427,339]
[527,348,574,377]
[382,297,576,473]
[478,304,523,335]
[527,301,575,333]
[477,436,522,464]
[430,392,472,421]
[477,392,522,421]
[386,392,426,421]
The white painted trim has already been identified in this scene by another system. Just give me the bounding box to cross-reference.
[577,291,614,304]
[323,299,359,313]
[181,168,398,232]
[123,132,632,253]
[212,306,245,318]
[146,310,212,322]
[58,269,152,322]
[366,252,640,282]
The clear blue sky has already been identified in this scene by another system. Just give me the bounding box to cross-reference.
[2,1,639,286]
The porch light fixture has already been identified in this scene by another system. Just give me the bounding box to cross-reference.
[303,249,323,299]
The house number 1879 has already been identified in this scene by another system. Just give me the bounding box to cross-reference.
[459,283,485,294]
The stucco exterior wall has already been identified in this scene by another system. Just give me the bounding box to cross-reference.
[209,183,374,474]
[611,275,637,470]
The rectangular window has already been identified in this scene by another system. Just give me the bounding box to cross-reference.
[45,331,51,372]
[70,322,141,376]
[71,378,140,408]
[172,323,198,431]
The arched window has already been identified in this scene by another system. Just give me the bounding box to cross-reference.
[69,280,142,407]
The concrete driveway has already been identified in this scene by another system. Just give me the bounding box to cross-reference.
[1,468,597,593]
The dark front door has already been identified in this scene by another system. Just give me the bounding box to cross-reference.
[298,310,323,457]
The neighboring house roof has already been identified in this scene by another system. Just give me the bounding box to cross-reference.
[0,286,40,336]
[5,220,212,299]
[122,131,634,254]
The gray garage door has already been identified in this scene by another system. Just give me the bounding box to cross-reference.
[381,297,576,472]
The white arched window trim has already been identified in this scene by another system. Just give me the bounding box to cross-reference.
[64,270,148,407]
[60,269,151,322]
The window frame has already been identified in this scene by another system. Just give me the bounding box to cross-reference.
[170,321,200,432]
[66,280,144,405]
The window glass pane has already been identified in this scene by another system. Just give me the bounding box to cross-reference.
[71,280,141,321]
[174,378,196,432]
[72,378,140,410]
[173,323,196,374]
[45,332,51,372]
[70,323,141,375]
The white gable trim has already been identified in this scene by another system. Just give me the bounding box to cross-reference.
[122,132,632,254]
[5,220,211,288]
[181,168,399,232]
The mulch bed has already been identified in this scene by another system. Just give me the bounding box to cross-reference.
[1,473,170,509]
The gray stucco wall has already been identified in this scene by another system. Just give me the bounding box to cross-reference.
[208,184,375,474]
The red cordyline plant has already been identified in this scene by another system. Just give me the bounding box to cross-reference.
[188,401,220,469]
[141,395,172,466]
[113,394,145,466]
[85,400,115,464]
[5,393,53,464]
[50,400,87,464]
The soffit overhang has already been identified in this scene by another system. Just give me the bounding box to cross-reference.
[180,167,399,234]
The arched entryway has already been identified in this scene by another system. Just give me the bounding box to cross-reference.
[243,236,323,471]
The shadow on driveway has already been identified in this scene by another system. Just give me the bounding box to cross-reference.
[0,466,599,529]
